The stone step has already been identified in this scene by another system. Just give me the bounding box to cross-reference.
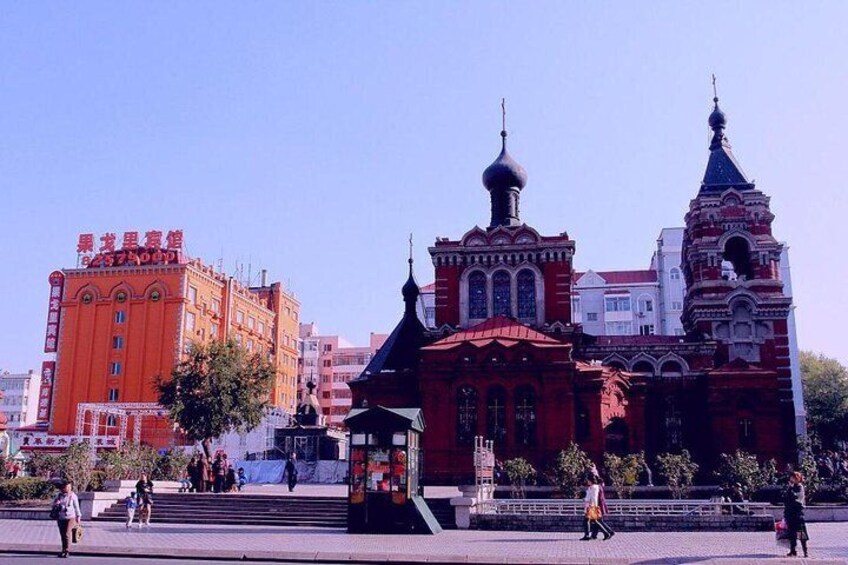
[93,494,457,530]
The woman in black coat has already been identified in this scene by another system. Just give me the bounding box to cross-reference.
[783,471,809,558]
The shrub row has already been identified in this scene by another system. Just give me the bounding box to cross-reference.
[0,478,56,501]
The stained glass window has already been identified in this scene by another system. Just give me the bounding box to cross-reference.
[468,271,487,318]
[517,269,536,319]
[457,386,478,445]
[514,386,536,446]
[664,397,683,452]
[487,387,507,443]
[493,271,511,317]
[575,400,590,441]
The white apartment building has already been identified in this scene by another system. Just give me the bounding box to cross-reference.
[573,228,686,337]
[0,370,41,429]
[298,324,387,427]
[418,283,436,328]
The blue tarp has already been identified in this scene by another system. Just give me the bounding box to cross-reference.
[234,460,347,484]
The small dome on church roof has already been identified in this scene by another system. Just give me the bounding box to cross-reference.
[709,98,726,129]
[482,132,527,191]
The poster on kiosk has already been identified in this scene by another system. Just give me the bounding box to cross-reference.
[344,406,441,535]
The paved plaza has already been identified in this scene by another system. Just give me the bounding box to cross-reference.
[0,519,846,564]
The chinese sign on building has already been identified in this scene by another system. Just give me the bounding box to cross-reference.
[16,431,120,451]
[37,361,56,422]
[43,271,64,353]
[76,229,184,268]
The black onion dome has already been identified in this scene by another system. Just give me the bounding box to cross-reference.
[709,97,726,129]
[482,133,528,191]
[402,271,419,303]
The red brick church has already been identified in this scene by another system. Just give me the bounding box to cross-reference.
[349,94,798,483]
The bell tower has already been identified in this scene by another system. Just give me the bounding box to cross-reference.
[681,90,792,358]
[681,86,797,462]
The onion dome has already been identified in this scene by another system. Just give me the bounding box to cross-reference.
[402,258,420,311]
[482,131,527,191]
[709,97,727,130]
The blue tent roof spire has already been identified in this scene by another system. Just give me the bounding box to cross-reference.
[701,79,753,191]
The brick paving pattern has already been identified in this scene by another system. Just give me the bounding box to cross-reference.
[0,519,845,564]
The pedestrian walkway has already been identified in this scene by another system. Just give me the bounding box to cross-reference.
[0,519,846,564]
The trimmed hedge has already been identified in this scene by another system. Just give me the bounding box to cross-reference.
[0,478,56,501]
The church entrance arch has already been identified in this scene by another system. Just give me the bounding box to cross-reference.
[604,417,629,455]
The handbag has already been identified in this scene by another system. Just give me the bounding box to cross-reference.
[775,519,790,546]
[586,505,602,521]
[72,525,83,544]
[49,505,61,520]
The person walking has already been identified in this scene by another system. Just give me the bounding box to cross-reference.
[186,456,199,493]
[212,455,226,493]
[589,476,614,540]
[284,453,298,492]
[237,467,247,492]
[783,471,809,558]
[580,476,614,541]
[135,473,154,528]
[124,492,138,529]
[198,455,210,493]
[50,481,81,558]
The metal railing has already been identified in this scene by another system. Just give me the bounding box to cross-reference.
[474,499,771,517]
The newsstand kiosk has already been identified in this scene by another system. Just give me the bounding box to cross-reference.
[344,406,442,534]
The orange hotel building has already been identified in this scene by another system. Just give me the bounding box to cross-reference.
[47,234,300,448]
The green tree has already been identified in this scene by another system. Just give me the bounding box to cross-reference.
[547,443,594,498]
[502,457,536,499]
[797,448,822,502]
[604,451,644,499]
[154,448,191,481]
[655,450,699,499]
[97,442,161,480]
[761,458,780,487]
[714,449,767,497]
[801,351,848,448]
[59,442,94,492]
[26,452,61,479]
[156,340,275,459]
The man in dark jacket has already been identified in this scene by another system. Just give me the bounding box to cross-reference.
[284,453,298,492]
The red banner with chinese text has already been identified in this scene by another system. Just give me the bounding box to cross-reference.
[43,271,64,353]
[37,361,55,422]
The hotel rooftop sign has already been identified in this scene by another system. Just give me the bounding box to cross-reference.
[76,229,185,268]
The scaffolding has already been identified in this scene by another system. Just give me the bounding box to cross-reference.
[74,402,171,446]
[473,435,495,503]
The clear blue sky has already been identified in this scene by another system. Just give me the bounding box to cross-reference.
[1,2,846,370]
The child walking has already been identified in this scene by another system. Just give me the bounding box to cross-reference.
[125,493,138,529]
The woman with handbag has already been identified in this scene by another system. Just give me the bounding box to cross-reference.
[580,476,614,541]
[783,471,809,557]
[50,481,81,558]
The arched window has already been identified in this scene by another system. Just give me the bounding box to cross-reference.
[604,417,629,455]
[660,361,683,377]
[468,271,487,319]
[575,400,590,441]
[517,269,536,319]
[632,361,655,375]
[514,386,536,446]
[664,397,683,452]
[738,418,756,450]
[669,267,681,280]
[486,387,507,443]
[492,271,511,317]
[723,237,754,280]
[457,386,478,445]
